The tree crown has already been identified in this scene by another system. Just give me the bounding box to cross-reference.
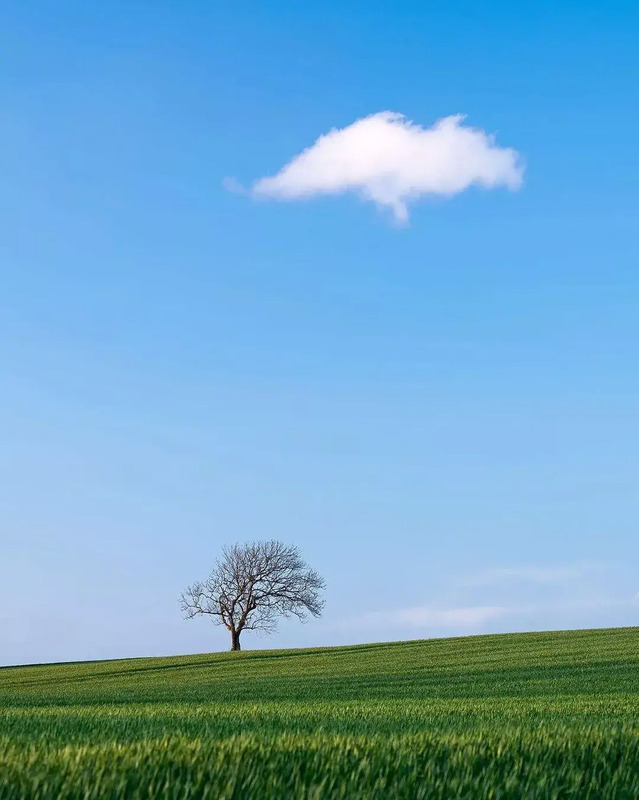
[181,540,325,640]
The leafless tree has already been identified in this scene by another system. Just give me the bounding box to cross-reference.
[180,540,325,651]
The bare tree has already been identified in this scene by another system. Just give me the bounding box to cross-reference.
[180,540,325,651]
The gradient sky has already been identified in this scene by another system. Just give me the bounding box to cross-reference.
[2,1,638,665]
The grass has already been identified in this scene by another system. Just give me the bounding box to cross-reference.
[1,627,639,798]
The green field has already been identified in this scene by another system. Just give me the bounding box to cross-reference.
[2,627,639,798]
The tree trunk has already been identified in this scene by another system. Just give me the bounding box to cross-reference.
[230,630,241,651]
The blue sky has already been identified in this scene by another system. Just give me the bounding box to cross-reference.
[1,1,638,665]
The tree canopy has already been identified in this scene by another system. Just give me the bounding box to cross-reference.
[181,540,325,650]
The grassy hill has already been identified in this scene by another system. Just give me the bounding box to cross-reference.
[2,627,639,798]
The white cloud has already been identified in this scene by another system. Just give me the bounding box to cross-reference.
[249,112,523,222]
[463,564,602,588]
[325,562,639,643]
[366,605,509,629]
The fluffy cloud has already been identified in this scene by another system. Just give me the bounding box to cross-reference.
[251,112,523,222]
